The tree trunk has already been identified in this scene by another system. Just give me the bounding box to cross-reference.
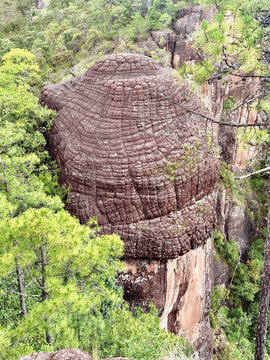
[15,262,27,317]
[254,208,270,360]
[39,246,52,345]
[40,246,48,302]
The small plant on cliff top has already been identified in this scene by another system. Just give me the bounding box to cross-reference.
[219,163,235,190]
[165,142,202,181]
[219,163,247,204]
[212,229,239,267]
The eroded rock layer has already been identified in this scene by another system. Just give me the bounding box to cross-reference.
[41,53,218,260]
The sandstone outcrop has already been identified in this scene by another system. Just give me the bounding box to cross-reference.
[172,5,215,69]
[19,349,130,360]
[40,53,219,358]
[20,352,51,360]
[40,53,219,261]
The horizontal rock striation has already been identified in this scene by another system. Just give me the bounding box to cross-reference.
[41,53,219,260]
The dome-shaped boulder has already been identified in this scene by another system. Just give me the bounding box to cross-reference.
[40,53,219,260]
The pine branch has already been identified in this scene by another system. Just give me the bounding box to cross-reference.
[26,267,43,290]
[9,289,40,297]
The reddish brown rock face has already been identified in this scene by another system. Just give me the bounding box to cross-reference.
[41,53,218,260]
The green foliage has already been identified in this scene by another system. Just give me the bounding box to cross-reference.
[178,0,269,91]
[0,44,191,359]
[125,12,150,41]
[146,0,181,30]
[0,49,63,215]
[249,166,268,203]
[0,1,269,359]
[0,208,124,358]
[236,127,269,149]
[222,96,237,112]
[259,95,270,114]
[231,263,260,303]
[211,286,257,359]
[219,162,247,204]
[91,304,192,360]
[0,0,187,81]
[0,277,21,326]
[230,238,264,304]
[211,234,268,359]
[0,48,42,90]
[212,230,239,267]
[0,209,191,360]
[219,163,235,190]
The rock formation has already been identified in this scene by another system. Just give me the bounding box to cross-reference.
[40,53,219,359]
[19,348,129,360]
[40,52,219,357]
[40,53,219,259]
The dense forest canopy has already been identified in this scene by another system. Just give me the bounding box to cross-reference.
[0,0,270,359]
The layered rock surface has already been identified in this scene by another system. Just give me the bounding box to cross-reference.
[41,53,219,260]
[40,53,219,359]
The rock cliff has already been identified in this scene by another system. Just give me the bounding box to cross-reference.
[40,52,219,358]
[39,4,264,357]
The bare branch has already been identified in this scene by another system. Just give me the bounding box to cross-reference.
[26,267,43,290]
[158,93,267,128]
[10,289,40,297]
[228,94,263,114]
[235,166,270,179]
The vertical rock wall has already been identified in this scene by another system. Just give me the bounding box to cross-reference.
[160,239,213,359]
[119,239,213,359]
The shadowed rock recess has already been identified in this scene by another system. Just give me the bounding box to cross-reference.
[40,53,219,261]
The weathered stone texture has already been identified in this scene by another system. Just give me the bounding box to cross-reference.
[119,259,167,313]
[119,240,213,359]
[19,349,130,360]
[19,353,51,360]
[160,239,213,359]
[150,30,176,53]
[41,53,219,261]
[172,5,216,69]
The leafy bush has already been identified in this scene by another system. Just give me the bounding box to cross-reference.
[211,234,267,359]
[212,230,239,267]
